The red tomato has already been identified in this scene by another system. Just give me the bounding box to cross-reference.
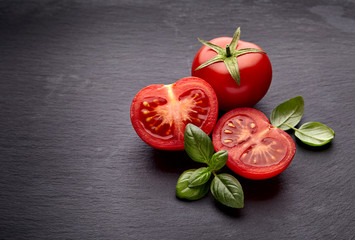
[131,77,218,151]
[212,108,295,180]
[192,38,272,111]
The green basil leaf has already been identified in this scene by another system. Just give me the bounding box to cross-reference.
[176,169,210,200]
[295,122,335,146]
[188,167,212,188]
[184,123,214,163]
[270,96,304,130]
[209,150,228,171]
[210,173,244,208]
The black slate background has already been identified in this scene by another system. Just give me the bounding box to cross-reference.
[0,1,354,239]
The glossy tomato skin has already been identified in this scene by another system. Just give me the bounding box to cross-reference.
[213,108,295,180]
[192,38,272,111]
[131,77,218,151]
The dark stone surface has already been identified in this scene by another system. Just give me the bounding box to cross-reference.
[0,1,353,239]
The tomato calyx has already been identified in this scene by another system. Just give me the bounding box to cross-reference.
[194,27,266,86]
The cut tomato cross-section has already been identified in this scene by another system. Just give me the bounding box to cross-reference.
[213,108,295,180]
[131,77,218,151]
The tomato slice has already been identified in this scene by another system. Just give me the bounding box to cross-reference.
[212,108,295,180]
[131,77,218,151]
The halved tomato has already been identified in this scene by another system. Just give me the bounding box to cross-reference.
[130,77,218,151]
[212,108,295,180]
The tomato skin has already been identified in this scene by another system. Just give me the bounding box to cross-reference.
[212,108,295,180]
[131,77,218,151]
[192,37,272,111]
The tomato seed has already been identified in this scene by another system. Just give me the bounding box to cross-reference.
[146,116,154,122]
[155,124,163,131]
[190,117,201,123]
[166,128,171,135]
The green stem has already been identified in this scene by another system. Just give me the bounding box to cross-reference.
[284,123,299,131]
[226,44,232,57]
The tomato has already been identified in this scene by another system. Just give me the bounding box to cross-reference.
[130,77,219,151]
[212,108,295,180]
[191,35,272,111]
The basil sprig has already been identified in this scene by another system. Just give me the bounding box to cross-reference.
[176,124,244,208]
[270,96,335,146]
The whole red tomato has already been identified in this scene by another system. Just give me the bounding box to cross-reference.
[130,77,218,151]
[213,108,295,180]
[192,28,272,111]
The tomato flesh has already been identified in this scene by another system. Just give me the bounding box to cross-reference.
[213,108,295,180]
[131,77,218,150]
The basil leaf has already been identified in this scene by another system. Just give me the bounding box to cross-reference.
[184,123,214,163]
[270,96,304,131]
[210,173,244,208]
[209,150,228,171]
[176,169,210,200]
[295,122,335,146]
[188,167,212,188]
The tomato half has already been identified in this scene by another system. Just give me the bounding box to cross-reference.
[212,108,295,180]
[131,77,218,151]
[192,38,272,111]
